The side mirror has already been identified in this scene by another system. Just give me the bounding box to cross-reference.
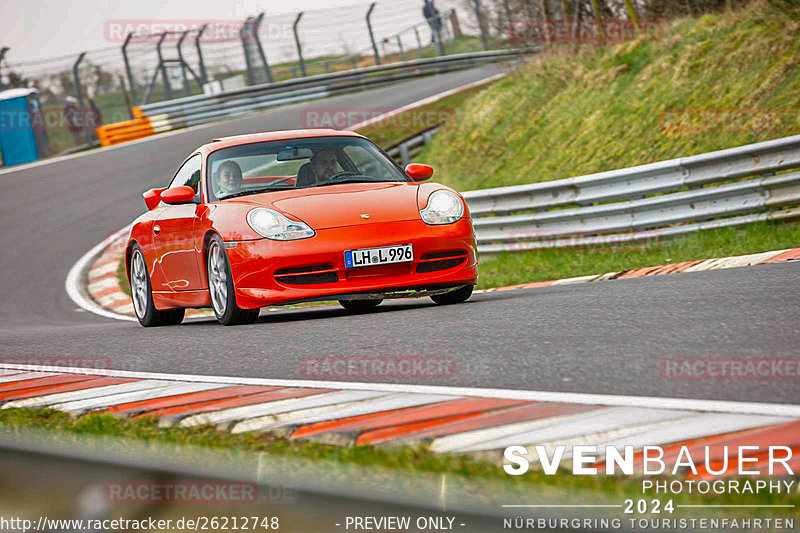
[143,187,167,211]
[405,163,434,181]
[160,186,197,205]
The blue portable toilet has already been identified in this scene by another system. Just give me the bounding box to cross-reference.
[0,88,50,166]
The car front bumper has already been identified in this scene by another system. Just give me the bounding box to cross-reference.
[226,218,478,309]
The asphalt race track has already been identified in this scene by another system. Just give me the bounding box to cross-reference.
[1,64,798,406]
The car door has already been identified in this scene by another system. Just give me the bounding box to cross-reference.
[152,154,205,292]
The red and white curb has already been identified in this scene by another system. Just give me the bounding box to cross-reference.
[1,364,798,475]
[481,247,800,293]
[77,233,800,321]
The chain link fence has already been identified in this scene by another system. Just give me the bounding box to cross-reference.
[0,0,505,156]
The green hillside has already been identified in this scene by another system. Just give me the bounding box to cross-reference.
[420,0,800,191]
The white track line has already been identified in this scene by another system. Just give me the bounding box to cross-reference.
[64,224,136,322]
[2,363,798,418]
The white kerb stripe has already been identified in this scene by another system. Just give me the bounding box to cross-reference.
[53,383,228,413]
[231,393,458,434]
[2,380,172,409]
[180,391,388,428]
[0,371,59,383]
[598,413,795,451]
[458,407,695,453]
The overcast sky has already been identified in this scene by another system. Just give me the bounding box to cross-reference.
[1,0,415,64]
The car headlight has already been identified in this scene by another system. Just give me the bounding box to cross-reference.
[247,208,315,240]
[420,190,464,225]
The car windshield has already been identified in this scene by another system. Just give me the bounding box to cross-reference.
[207,136,409,201]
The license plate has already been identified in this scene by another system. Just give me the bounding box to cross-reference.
[344,244,413,268]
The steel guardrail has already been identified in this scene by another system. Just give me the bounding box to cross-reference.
[136,50,529,132]
[453,135,800,252]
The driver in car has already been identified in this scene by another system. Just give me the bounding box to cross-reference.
[310,148,340,182]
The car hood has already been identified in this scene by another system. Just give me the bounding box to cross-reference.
[233,182,423,229]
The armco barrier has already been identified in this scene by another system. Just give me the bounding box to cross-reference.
[95,49,529,147]
[462,135,800,252]
[95,117,155,147]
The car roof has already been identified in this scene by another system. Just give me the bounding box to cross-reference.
[198,129,367,154]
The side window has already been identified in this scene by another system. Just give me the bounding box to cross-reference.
[168,154,202,194]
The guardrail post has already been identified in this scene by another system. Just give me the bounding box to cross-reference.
[396,35,405,62]
[450,10,463,38]
[0,47,8,91]
[472,0,490,51]
[176,31,191,97]
[399,143,410,166]
[252,13,274,84]
[293,12,306,78]
[72,52,90,145]
[195,24,208,85]
[156,32,173,100]
[240,17,256,85]
[121,34,138,107]
[366,3,381,66]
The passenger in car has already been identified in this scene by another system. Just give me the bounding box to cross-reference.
[215,160,243,196]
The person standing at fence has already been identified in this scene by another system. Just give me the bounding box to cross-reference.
[64,96,83,146]
[423,0,442,44]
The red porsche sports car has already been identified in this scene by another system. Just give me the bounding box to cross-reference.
[125,129,478,326]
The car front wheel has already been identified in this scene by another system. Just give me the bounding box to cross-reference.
[207,235,259,326]
[130,244,185,327]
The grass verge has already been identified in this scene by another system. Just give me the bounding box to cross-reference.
[0,407,796,512]
[357,83,492,149]
[476,220,800,289]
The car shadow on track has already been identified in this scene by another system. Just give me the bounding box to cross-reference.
[178,294,508,327]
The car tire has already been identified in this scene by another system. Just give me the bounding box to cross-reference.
[338,299,383,312]
[206,235,259,326]
[430,285,474,305]
[129,244,185,327]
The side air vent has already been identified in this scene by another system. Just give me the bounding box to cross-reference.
[416,250,468,274]
[275,264,337,285]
